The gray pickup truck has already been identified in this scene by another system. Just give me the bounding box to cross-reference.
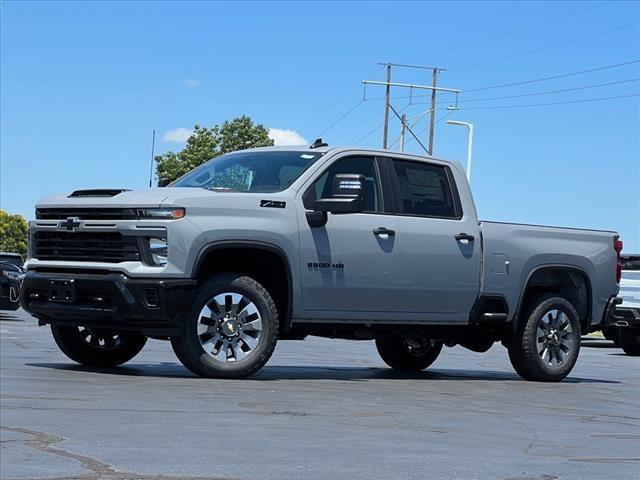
[21,144,623,381]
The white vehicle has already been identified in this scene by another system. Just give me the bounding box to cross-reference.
[608,255,640,355]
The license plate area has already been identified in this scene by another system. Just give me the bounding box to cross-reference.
[48,279,76,303]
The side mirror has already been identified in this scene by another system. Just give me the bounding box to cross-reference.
[157,178,170,187]
[313,174,365,214]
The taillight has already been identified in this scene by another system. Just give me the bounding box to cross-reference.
[614,237,623,283]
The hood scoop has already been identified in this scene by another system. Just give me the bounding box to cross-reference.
[68,189,131,198]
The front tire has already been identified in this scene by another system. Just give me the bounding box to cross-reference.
[375,336,442,371]
[618,328,640,356]
[171,274,279,379]
[508,294,581,382]
[51,325,147,367]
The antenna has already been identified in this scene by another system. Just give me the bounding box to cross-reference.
[148,130,156,188]
[310,138,328,149]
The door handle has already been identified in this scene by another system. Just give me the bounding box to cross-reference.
[373,227,395,236]
[455,233,475,242]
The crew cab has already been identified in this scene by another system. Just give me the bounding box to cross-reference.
[21,144,622,381]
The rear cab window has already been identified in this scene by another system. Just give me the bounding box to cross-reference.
[390,159,461,219]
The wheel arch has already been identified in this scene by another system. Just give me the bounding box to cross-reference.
[192,241,294,333]
[514,264,593,334]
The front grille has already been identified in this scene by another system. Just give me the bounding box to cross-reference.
[36,208,137,220]
[33,231,140,263]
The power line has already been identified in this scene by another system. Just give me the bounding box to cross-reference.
[316,99,365,137]
[464,59,640,93]
[450,22,639,71]
[353,103,414,145]
[300,84,361,130]
[367,78,640,103]
[445,78,640,103]
[455,93,639,110]
[406,1,613,62]
[403,111,456,148]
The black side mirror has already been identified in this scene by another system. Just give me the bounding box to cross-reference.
[157,178,170,187]
[313,174,365,214]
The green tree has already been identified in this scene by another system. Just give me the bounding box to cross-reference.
[155,115,273,185]
[0,210,28,257]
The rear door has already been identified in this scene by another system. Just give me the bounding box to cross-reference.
[384,157,480,321]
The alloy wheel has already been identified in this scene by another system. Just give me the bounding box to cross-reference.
[197,292,262,362]
[536,308,574,367]
[77,327,124,350]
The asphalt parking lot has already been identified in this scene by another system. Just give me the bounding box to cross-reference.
[1,308,639,480]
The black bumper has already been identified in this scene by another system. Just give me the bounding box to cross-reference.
[599,296,624,329]
[20,271,198,336]
[612,307,640,328]
[0,278,21,311]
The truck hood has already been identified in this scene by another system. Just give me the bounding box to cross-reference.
[36,188,214,209]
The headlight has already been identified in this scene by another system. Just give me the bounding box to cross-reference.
[136,208,185,219]
[2,270,20,280]
[148,238,168,266]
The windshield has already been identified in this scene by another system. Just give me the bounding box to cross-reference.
[171,151,324,192]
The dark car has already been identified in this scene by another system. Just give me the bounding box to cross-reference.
[1,261,23,311]
[0,252,24,268]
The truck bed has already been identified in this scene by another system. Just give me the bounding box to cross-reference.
[479,220,618,327]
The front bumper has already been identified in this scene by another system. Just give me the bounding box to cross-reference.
[0,278,21,310]
[20,270,198,336]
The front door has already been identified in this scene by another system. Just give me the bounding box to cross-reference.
[297,155,398,318]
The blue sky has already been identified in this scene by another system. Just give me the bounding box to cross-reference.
[1,1,639,250]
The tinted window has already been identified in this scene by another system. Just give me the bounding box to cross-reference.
[622,255,640,271]
[172,151,323,193]
[304,156,382,213]
[392,160,458,218]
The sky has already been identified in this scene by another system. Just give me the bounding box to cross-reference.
[1,1,639,250]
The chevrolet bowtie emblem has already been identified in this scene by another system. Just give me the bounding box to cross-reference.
[58,217,82,231]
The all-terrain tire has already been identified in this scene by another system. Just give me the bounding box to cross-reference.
[51,325,147,367]
[618,328,640,356]
[508,294,581,382]
[375,336,443,371]
[170,274,279,379]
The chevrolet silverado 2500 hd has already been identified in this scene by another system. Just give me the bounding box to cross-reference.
[21,145,623,381]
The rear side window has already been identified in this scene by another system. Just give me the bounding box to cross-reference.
[392,160,459,219]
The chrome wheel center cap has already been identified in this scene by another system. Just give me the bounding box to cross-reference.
[546,330,560,346]
[221,318,240,337]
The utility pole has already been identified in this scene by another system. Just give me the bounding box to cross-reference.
[382,64,391,149]
[367,63,458,154]
[400,113,407,152]
[427,68,439,155]
[148,129,156,188]
[363,70,460,154]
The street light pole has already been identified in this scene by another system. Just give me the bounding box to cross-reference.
[446,120,474,183]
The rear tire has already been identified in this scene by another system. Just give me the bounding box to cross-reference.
[375,336,442,371]
[171,274,279,379]
[618,328,640,356]
[51,325,147,367]
[508,294,581,382]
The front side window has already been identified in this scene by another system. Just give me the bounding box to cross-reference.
[172,151,323,193]
[392,160,458,218]
[304,156,383,213]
